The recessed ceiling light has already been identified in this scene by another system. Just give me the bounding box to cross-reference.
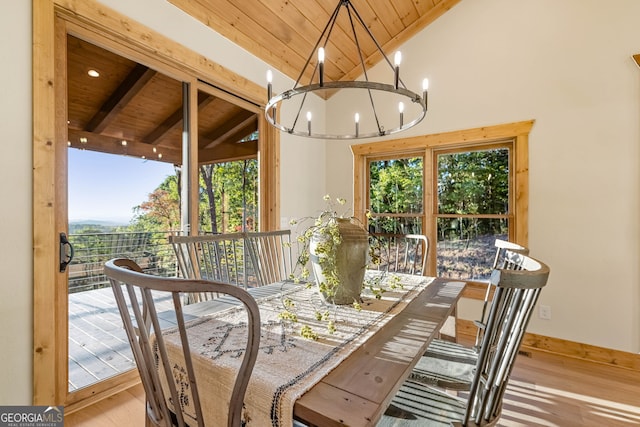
[87,69,100,78]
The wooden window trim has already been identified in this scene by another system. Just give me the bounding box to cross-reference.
[33,0,279,410]
[351,120,533,275]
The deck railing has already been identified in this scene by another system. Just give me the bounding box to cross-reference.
[67,230,179,293]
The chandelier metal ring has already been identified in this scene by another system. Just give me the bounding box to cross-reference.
[265,81,427,140]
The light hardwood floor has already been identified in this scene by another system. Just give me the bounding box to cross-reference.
[65,347,640,426]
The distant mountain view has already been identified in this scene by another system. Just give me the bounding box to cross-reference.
[69,219,130,234]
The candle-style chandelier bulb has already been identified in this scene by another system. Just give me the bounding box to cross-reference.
[422,78,429,110]
[394,51,402,67]
[266,70,273,100]
[318,48,325,87]
[394,51,402,89]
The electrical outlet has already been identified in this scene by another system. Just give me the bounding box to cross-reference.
[539,304,551,320]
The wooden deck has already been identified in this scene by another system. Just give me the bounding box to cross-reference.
[68,283,292,391]
[68,287,175,391]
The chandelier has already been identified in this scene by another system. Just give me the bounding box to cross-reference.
[265,0,428,140]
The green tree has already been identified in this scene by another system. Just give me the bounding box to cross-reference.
[369,157,423,234]
[132,175,181,231]
[200,160,258,233]
[200,164,218,232]
[130,159,258,234]
[437,148,509,237]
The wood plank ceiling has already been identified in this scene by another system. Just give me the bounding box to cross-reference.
[170,0,460,85]
[67,35,258,165]
[66,0,459,165]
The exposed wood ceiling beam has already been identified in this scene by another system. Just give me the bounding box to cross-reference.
[86,64,157,133]
[68,128,181,164]
[142,92,214,145]
[202,110,257,149]
[209,117,259,149]
[198,140,258,164]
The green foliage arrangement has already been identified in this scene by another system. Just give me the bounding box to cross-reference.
[279,195,403,340]
[289,195,352,302]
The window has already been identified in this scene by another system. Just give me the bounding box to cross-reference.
[353,121,532,278]
[435,145,511,279]
[367,155,424,235]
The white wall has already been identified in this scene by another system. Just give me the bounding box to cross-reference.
[0,0,33,404]
[327,0,640,353]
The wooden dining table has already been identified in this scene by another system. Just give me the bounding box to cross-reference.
[170,272,465,427]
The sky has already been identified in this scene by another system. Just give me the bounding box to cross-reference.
[68,148,176,224]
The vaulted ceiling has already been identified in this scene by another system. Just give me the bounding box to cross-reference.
[66,0,460,165]
[169,0,460,84]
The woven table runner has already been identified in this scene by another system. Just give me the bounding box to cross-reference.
[161,272,434,427]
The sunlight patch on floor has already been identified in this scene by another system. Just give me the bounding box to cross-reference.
[500,378,640,426]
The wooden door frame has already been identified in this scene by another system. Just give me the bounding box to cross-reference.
[33,0,278,411]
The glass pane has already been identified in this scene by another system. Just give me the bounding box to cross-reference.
[68,149,178,392]
[437,148,509,215]
[369,157,423,214]
[199,159,259,233]
[436,217,508,280]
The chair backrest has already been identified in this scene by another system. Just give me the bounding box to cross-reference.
[244,230,294,286]
[104,258,261,427]
[492,238,529,269]
[170,233,250,302]
[464,250,549,425]
[474,239,529,347]
[369,233,429,276]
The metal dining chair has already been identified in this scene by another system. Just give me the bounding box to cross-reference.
[410,239,529,390]
[369,233,429,276]
[104,258,261,427]
[378,251,550,426]
[244,229,294,286]
[170,233,251,303]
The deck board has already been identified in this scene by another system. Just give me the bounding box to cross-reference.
[68,287,174,391]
